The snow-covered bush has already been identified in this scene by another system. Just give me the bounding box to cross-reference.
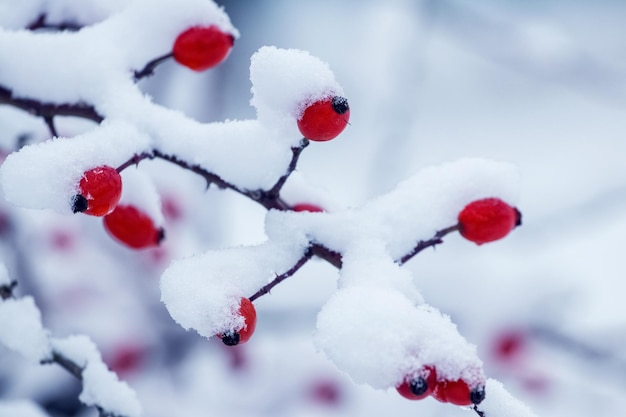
[0,1,544,416]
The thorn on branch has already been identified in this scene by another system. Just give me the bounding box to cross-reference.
[398,224,460,265]
[0,281,17,300]
[43,115,58,138]
[249,248,314,302]
[116,152,155,173]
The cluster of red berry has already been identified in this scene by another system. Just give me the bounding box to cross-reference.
[72,26,522,408]
[71,165,163,249]
[69,25,351,249]
[396,365,486,406]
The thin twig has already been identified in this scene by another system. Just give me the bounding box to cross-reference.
[116,149,292,210]
[133,53,174,81]
[249,249,314,302]
[0,281,17,300]
[43,115,58,137]
[27,14,82,32]
[398,224,460,265]
[473,405,486,417]
[116,152,155,172]
[267,139,309,198]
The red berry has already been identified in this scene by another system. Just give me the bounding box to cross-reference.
[432,379,486,406]
[297,96,350,141]
[493,329,527,362]
[293,203,324,213]
[173,26,234,71]
[396,365,437,400]
[458,198,521,245]
[221,298,257,346]
[73,166,122,216]
[432,379,471,405]
[103,204,164,249]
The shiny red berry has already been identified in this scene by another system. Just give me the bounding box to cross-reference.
[297,96,350,141]
[173,26,234,71]
[458,198,521,245]
[103,204,164,249]
[293,203,324,213]
[432,379,486,406]
[73,166,122,217]
[221,298,257,346]
[396,366,437,400]
[432,379,471,405]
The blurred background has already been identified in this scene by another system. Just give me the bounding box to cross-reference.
[1,0,626,416]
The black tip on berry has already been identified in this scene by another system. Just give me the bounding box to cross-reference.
[71,194,88,213]
[331,96,349,115]
[156,228,166,244]
[409,376,429,396]
[470,386,486,405]
[221,331,240,346]
[514,208,522,227]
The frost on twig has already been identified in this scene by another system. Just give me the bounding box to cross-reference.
[0,273,141,417]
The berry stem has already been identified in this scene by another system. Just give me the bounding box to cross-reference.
[133,53,175,81]
[398,223,460,265]
[0,84,104,124]
[267,139,309,199]
[249,248,314,302]
[472,405,486,417]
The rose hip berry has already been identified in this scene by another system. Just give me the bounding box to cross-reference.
[221,297,257,346]
[297,96,350,141]
[432,379,486,406]
[396,365,438,400]
[293,203,324,213]
[103,204,165,249]
[173,26,234,71]
[458,198,521,245]
[72,166,122,216]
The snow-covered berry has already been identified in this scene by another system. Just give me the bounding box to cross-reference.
[458,198,521,245]
[173,26,234,71]
[72,166,122,216]
[221,298,257,346]
[103,204,164,249]
[396,365,437,400]
[293,203,324,213]
[432,379,486,406]
[297,96,350,141]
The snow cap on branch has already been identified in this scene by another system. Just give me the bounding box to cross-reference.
[161,237,309,338]
[0,296,52,362]
[52,335,142,417]
[0,120,150,214]
[250,46,345,142]
[314,286,484,389]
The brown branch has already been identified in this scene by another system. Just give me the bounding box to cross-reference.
[0,281,16,300]
[473,405,486,417]
[133,53,174,81]
[116,150,292,210]
[398,224,460,265]
[267,139,309,198]
[0,85,104,124]
[27,14,82,32]
[249,248,314,302]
